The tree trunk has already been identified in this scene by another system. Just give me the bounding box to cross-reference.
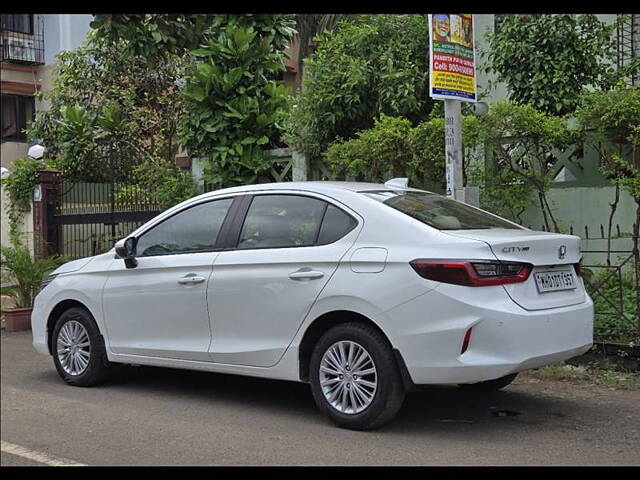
[537,191,551,231]
[541,191,560,233]
[606,184,620,266]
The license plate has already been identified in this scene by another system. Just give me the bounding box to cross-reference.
[534,269,576,293]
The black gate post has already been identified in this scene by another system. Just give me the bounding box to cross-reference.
[33,170,62,259]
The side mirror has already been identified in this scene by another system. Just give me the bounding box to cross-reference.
[115,237,138,269]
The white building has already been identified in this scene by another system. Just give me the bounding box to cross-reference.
[1,14,92,168]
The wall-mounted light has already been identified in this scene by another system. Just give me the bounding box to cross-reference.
[28,144,45,160]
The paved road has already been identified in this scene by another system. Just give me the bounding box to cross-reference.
[2,330,639,466]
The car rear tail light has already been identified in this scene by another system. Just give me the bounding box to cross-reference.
[461,327,473,354]
[410,260,532,286]
[573,262,582,277]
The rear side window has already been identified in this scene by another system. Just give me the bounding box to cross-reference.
[238,195,326,249]
[317,204,357,245]
[362,191,522,230]
[136,198,233,256]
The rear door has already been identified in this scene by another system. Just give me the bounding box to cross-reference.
[446,229,585,310]
[207,192,360,367]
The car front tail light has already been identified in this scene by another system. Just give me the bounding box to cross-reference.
[410,260,532,286]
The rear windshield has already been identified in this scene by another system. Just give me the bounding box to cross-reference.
[362,190,522,230]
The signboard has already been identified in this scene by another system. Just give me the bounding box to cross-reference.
[429,14,477,102]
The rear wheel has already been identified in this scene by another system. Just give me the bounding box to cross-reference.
[52,307,111,387]
[309,322,405,430]
[458,373,518,392]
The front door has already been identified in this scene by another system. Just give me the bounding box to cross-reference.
[208,193,360,367]
[102,197,234,361]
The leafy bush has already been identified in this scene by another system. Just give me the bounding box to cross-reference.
[575,84,640,199]
[325,115,414,183]
[325,113,487,192]
[576,82,640,140]
[583,267,638,343]
[177,14,295,188]
[0,245,63,309]
[0,157,42,245]
[285,14,434,160]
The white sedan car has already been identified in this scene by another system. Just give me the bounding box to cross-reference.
[32,180,593,430]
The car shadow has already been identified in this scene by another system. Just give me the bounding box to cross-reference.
[91,365,582,434]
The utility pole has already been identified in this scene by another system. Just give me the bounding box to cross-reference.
[429,14,478,204]
[444,99,463,201]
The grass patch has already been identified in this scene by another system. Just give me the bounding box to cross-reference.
[526,362,640,390]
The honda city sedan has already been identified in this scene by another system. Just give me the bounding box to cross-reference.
[32,179,593,429]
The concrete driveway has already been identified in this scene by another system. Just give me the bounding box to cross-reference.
[2,330,639,466]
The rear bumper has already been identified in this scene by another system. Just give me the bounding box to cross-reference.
[386,284,594,385]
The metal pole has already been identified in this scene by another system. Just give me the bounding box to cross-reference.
[444,99,463,201]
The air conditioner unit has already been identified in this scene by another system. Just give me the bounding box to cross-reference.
[4,36,36,62]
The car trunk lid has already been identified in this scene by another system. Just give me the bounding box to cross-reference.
[445,229,586,311]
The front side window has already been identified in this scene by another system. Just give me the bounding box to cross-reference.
[362,190,522,230]
[238,195,327,249]
[136,198,233,257]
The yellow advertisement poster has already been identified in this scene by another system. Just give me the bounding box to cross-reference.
[429,14,477,102]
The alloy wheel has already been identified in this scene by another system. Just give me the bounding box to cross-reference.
[56,320,91,376]
[319,340,377,414]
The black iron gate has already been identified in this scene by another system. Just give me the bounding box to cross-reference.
[52,178,160,259]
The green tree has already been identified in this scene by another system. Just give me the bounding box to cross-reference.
[293,14,347,91]
[477,102,576,231]
[28,31,194,205]
[89,14,213,58]
[575,85,640,333]
[285,14,434,160]
[484,14,637,115]
[177,14,295,188]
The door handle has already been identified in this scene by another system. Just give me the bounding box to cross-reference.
[288,269,325,280]
[178,274,206,285]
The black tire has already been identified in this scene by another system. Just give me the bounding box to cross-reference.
[309,322,405,430]
[52,306,111,387]
[458,373,518,392]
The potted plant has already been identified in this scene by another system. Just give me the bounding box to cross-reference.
[1,244,61,332]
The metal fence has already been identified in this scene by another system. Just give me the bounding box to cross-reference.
[53,179,160,259]
[524,221,638,343]
[581,245,638,343]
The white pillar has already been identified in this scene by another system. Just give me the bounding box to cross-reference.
[444,99,463,201]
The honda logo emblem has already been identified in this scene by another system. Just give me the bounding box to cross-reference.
[558,245,567,259]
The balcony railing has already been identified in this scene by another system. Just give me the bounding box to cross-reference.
[617,14,639,86]
[1,14,45,65]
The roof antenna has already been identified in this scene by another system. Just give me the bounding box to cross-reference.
[384,178,409,190]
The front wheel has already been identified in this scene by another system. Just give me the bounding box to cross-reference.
[458,373,518,392]
[309,322,405,430]
[52,307,111,387]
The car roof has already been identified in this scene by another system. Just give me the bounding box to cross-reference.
[201,181,429,197]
